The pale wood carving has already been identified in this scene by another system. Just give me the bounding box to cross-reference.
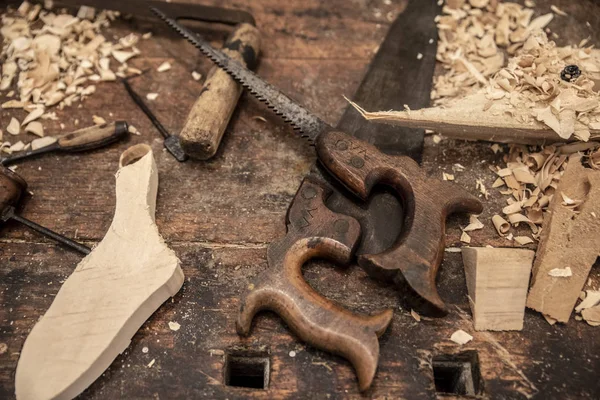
[15,144,184,400]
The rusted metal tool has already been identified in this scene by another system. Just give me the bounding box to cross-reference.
[1,121,128,166]
[121,78,188,162]
[237,178,393,391]
[155,4,482,319]
[0,166,90,255]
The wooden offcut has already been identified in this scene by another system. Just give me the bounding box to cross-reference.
[462,247,535,331]
[179,23,261,160]
[15,145,184,400]
[527,155,600,323]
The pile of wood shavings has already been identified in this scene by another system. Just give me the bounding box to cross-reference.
[0,1,144,154]
[484,31,600,141]
[429,1,600,244]
[434,0,555,106]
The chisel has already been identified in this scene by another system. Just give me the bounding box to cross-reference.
[1,121,128,166]
[0,166,90,254]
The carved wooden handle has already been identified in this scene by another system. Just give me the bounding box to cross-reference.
[180,24,261,160]
[316,130,483,316]
[57,121,129,152]
[237,179,393,391]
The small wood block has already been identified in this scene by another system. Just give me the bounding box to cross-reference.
[462,247,535,331]
[15,145,184,400]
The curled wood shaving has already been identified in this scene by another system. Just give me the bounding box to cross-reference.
[492,214,510,236]
[514,236,534,245]
[192,71,202,81]
[460,231,471,244]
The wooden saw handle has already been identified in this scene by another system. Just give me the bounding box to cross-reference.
[180,23,261,160]
[237,179,393,391]
[316,130,484,316]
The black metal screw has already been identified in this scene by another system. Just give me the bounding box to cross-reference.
[561,65,581,82]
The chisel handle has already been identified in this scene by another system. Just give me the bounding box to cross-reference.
[180,23,261,160]
[57,121,129,152]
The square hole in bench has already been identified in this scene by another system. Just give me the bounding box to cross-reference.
[224,353,270,389]
[433,350,483,396]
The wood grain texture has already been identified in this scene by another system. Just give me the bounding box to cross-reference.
[463,247,534,331]
[527,155,600,323]
[1,0,599,399]
[14,145,183,400]
[180,23,261,160]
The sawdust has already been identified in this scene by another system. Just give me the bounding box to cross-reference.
[0,1,141,152]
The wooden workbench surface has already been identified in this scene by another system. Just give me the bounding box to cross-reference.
[1,0,599,398]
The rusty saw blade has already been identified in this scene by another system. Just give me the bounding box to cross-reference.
[313,0,441,255]
[153,2,440,255]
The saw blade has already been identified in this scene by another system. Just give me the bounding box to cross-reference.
[151,7,331,144]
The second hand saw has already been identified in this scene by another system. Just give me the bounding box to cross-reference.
[152,7,483,316]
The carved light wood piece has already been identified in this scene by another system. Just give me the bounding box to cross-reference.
[15,144,184,400]
[237,178,393,391]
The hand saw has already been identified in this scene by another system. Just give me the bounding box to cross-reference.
[153,5,483,316]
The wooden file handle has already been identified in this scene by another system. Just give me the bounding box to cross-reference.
[237,179,393,391]
[180,23,261,160]
[316,130,484,316]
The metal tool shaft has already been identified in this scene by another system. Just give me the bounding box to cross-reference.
[10,214,91,255]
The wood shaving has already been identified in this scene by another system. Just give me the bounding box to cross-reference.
[92,115,106,125]
[450,329,473,345]
[514,236,534,245]
[10,141,24,152]
[146,93,158,101]
[147,358,155,368]
[192,71,202,81]
[463,215,484,232]
[31,136,56,150]
[548,267,572,277]
[25,121,44,137]
[22,107,44,125]
[581,306,600,326]
[442,172,455,181]
[168,321,180,331]
[157,61,171,72]
[492,214,510,236]
[460,231,471,243]
[575,290,600,313]
[7,117,20,135]
[550,5,568,17]
[410,309,421,322]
